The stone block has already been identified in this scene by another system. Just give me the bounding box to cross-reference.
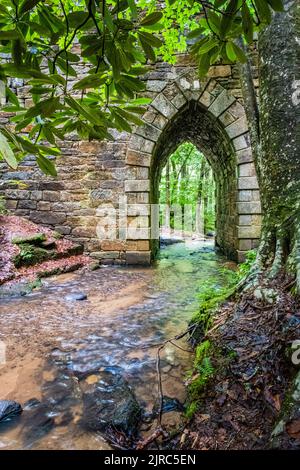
[43,190,60,202]
[30,211,66,225]
[37,201,51,210]
[236,147,253,164]
[151,94,177,118]
[238,190,253,202]
[127,204,150,216]
[237,225,261,238]
[238,239,252,251]
[237,202,261,214]
[239,163,256,177]
[238,176,259,190]
[126,150,151,167]
[208,90,235,117]
[135,123,161,142]
[127,215,149,228]
[233,134,251,150]
[101,240,126,251]
[171,93,187,109]
[238,215,252,225]
[199,90,214,108]
[127,227,150,239]
[207,65,231,77]
[146,80,167,92]
[92,251,119,259]
[125,251,151,265]
[128,135,154,154]
[125,180,150,192]
[226,117,248,139]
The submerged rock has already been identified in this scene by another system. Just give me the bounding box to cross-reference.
[80,371,141,436]
[0,400,22,423]
[65,292,87,301]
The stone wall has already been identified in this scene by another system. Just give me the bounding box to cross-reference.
[0,53,262,264]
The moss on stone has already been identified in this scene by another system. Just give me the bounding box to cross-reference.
[13,244,54,268]
[12,233,46,246]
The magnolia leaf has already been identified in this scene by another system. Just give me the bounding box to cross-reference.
[0,130,18,169]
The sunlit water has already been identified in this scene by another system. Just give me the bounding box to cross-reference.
[0,240,232,449]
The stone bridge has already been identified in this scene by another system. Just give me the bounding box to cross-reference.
[0,54,262,264]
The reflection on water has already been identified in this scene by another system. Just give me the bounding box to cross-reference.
[0,240,231,449]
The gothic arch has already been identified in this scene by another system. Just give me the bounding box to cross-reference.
[125,74,261,263]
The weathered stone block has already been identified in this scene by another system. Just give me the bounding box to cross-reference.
[236,147,253,164]
[238,177,259,190]
[226,117,248,139]
[199,90,214,108]
[208,90,235,117]
[238,190,253,202]
[237,225,261,238]
[125,251,151,265]
[146,80,167,92]
[92,251,119,259]
[233,134,251,150]
[135,123,161,142]
[207,65,231,77]
[238,239,252,251]
[239,215,252,225]
[43,191,60,202]
[239,163,256,177]
[127,204,150,216]
[238,202,261,214]
[125,180,150,192]
[126,149,151,167]
[37,201,51,211]
[30,211,66,225]
[101,240,126,251]
[151,94,177,118]
[127,227,150,239]
[128,135,154,154]
[171,93,187,109]
[127,215,149,228]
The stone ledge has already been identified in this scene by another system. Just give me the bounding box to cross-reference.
[125,251,151,265]
[126,150,151,167]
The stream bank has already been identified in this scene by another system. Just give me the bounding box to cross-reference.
[0,239,233,449]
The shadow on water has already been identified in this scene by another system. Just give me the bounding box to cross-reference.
[0,239,233,449]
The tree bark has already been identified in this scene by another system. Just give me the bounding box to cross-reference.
[241,0,300,288]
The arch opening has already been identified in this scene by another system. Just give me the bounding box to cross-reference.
[150,100,238,260]
[158,142,215,243]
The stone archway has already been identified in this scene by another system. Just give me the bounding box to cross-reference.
[125,74,261,264]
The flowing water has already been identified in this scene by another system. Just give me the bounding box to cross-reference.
[0,239,233,449]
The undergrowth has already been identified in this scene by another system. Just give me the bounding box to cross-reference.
[185,250,257,418]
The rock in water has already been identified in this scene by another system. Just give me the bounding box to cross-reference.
[80,371,141,437]
[65,292,87,301]
[0,400,22,422]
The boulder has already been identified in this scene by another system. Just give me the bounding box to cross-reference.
[80,371,141,437]
[0,400,22,423]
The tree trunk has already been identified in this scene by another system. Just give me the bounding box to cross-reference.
[241,0,299,289]
[195,157,205,235]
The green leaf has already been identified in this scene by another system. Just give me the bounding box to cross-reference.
[138,35,156,62]
[254,0,272,23]
[67,11,90,28]
[140,12,163,26]
[114,107,144,126]
[187,28,205,40]
[73,74,107,90]
[232,43,247,63]
[15,118,33,132]
[219,0,239,39]
[225,41,236,62]
[65,95,105,126]
[241,3,253,44]
[42,125,56,145]
[19,0,42,15]
[267,0,284,12]
[24,96,61,119]
[138,31,163,48]
[36,154,57,177]
[198,37,219,54]
[6,87,20,107]
[198,52,211,78]
[0,130,18,169]
[111,109,132,133]
[56,57,77,77]
[127,0,137,19]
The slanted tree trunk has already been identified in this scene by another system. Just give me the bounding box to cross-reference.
[239,0,299,289]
